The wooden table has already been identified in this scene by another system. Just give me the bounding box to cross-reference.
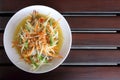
[1,0,120,80]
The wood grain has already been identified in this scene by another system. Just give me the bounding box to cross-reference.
[65,50,120,63]
[1,48,120,64]
[0,49,11,64]
[66,16,120,29]
[73,33,120,46]
[1,0,120,12]
[1,66,120,80]
[2,33,120,47]
[1,0,120,80]
[2,16,120,30]
[0,17,10,29]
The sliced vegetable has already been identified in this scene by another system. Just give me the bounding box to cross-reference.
[24,40,28,49]
[50,19,53,26]
[30,56,38,69]
[25,21,34,32]
[12,10,62,70]
[43,15,51,27]
[50,35,54,46]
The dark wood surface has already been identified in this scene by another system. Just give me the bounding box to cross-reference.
[1,0,120,12]
[1,66,120,80]
[1,0,120,80]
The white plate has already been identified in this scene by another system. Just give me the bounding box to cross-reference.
[3,5,72,73]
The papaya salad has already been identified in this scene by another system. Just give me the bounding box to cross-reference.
[12,10,63,70]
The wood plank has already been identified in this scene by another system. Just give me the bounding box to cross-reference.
[65,50,120,63]
[73,33,120,46]
[2,16,120,30]
[1,66,120,80]
[66,16,120,29]
[0,17,10,29]
[1,0,120,12]
[2,33,120,47]
[1,48,120,64]
[0,33,3,46]
[0,49,11,64]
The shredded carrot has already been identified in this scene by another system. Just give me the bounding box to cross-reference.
[39,17,44,23]
[12,10,62,69]
[34,22,39,32]
[22,47,34,57]
[48,53,63,58]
